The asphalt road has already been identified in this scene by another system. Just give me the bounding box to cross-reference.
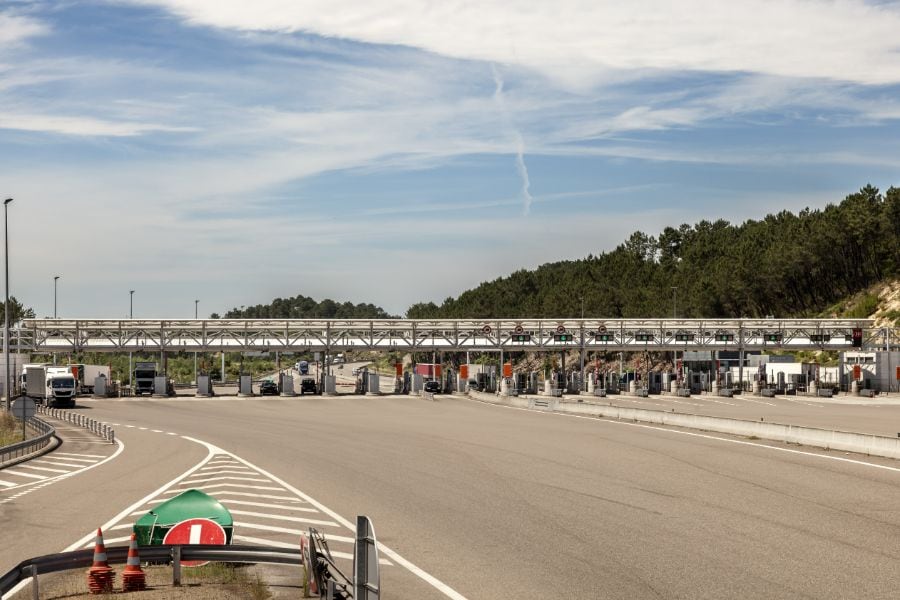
[5,393,899,599]
[557,390,900,437]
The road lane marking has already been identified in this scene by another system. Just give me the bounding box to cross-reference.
[0,480,15,488]
[55,452,104,458]
[2,470,48,480]
[0,440,124,499]
[212,499,318,512]
[161,482,285,493]
[18,465,69,474]
[33,459,94,468]
[229,509,338,526]
[151,490,305,503]
[181,475,271,484]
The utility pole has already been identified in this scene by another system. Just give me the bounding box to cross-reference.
[129,290,134,391]
[580,295,586,392]
[4,198,13,410]
[53,275,59,364]
[194,299,199,385]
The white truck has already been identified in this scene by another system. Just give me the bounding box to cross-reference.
[67,364,111,394]
[23,365,77,408]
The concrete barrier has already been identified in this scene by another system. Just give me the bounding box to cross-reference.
[466,392,900,461]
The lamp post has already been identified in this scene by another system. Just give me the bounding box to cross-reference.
[672,286,679,386]
[580,295,586,392]
[129,290,134,389]
[52,275,60,365]
[4,198,12,410]
[194,299,199,385]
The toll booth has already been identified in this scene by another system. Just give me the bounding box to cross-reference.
[366,372,380,395]
[280,373,294,396]
[152,375,169,397]
[356,368,369,394]
[238,374,253,396]
[196,374,213,397]
[647,372,663,394]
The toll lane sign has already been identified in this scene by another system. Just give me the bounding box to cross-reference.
[162,518,227,567]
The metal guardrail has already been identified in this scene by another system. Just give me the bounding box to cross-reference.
[0,416,54,466]
[0,544,300,597]
[36,404,115,444]
[2,517,381,598]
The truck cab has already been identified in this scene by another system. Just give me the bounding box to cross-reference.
[46,371,77,408]
[133,362,158,396]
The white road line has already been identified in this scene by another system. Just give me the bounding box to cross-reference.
[151,429,163,433]
[42,456,97,464]
[2,470,47,480]
[161,483,285,492]
[180,475,273,484]
[234,521,344,538]
[192,470,257,477]
[233,535,394,564]
[734,396,777,406]
[0,480,15,488]
[166,432,177,436]
[214,499,318,512]
[198,465,252,472]
[0,440,124,495]
[178,491,307,502]
[33,459,93,468]
[17,465,69,474]
[55,452,104,458]
[229,509,337,526]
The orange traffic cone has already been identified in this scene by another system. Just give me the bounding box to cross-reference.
[122,533,147,592]
[86,527,116,594]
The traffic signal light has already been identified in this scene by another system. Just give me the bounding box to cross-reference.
[553,334,573,342]
[512,334,531,342]
[852,328,863,347]
[714,333,734,342]
[765,333,782,342]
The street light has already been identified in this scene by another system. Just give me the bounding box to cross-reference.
[4,198,12,410]
[129,290,134,389]
[194,299,199,385]
[54,276,59,318]
[580,294,585,392]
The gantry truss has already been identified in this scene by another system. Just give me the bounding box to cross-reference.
[10,318,889,354]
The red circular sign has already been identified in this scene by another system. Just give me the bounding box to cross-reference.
[556,325,566,333]
[163,518,227,567]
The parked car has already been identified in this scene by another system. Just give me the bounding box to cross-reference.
[424,380,441,393]
[259,380,278,395]
[300,378,317,395]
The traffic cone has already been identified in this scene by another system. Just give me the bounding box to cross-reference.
[121,533,146,592]
[86,527,116,594]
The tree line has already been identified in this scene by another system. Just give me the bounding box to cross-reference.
[406,185,900,319]
[217,294,394,319]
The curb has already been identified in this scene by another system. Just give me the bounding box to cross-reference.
[466,391,900,461]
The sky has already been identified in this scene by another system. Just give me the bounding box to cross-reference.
[2,0,899,319]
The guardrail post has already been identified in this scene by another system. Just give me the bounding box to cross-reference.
[172,546,182,586]
[30,563,39,600]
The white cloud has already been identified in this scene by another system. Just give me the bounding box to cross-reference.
[124,0,900,85]
[0,12,47,46]
[0,112,197,136]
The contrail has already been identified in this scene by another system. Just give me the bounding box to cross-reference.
[492,65,534,217]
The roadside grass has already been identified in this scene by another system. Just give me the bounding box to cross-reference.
[8,563,271,599]
[0,410,24,446]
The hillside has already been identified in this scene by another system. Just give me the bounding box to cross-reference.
[407,185,900,320]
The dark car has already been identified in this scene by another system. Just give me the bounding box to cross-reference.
[259,380,278,395]
[423,380,441,393]
[300,378,317,395]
